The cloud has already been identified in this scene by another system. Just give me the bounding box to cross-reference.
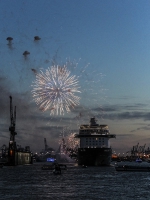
[104,111,150,121]
[95,103,148,112]
[131,124,150,132]
[92,103,150,121]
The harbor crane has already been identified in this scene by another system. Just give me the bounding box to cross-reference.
[8,96,17,165]
[126,143,139,156]
[43,138,54,153]
[131,143,139,156]
[44,138,48,151]
[138,144,146,153]
[126,143,148,158]
[9,96,17,141]
[145,147,150,155]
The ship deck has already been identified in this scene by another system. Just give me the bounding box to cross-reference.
[75,134,116,138]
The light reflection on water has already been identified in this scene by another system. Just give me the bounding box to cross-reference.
[0,162,150,200]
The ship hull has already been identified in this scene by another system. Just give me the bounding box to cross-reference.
[77,148,112,166]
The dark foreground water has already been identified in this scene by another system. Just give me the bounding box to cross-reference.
[0,162,150,200]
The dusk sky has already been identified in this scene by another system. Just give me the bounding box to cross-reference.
[0,0,150,154]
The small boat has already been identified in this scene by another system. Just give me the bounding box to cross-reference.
[136,158,142,163]
[53,164,61,175]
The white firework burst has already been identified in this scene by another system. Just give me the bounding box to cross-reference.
[31,65,81,115]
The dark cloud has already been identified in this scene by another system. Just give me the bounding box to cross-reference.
[112,96,137,100]
[123,103,148,110]
[131,124,150,132]
[92,102,150,121]
[103,111,150,121]
[94,106,118,112]
[37,125,62,131]
[94,103,148,113]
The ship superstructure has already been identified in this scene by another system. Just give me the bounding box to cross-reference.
[75,117,116,166]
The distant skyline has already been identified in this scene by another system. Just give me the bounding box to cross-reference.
[0,0,150,154]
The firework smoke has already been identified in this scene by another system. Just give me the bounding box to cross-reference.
[65,133,79,150]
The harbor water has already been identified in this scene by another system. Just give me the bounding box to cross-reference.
[0,162,150,200]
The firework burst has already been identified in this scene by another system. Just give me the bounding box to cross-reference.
[32,65,81,115]
[65,133,79,150]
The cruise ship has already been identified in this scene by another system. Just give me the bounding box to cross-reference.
[75,117,116,166]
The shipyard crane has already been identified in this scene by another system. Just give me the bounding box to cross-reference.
[126,143,147,159]
[138,144,146,153]
[145,146,150,155]
[126,143,139,156]
[9,96,17,141]
[44,138,48,151]
[44,138,54,153]
[8,96,17,165]
[132,142,139,155]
